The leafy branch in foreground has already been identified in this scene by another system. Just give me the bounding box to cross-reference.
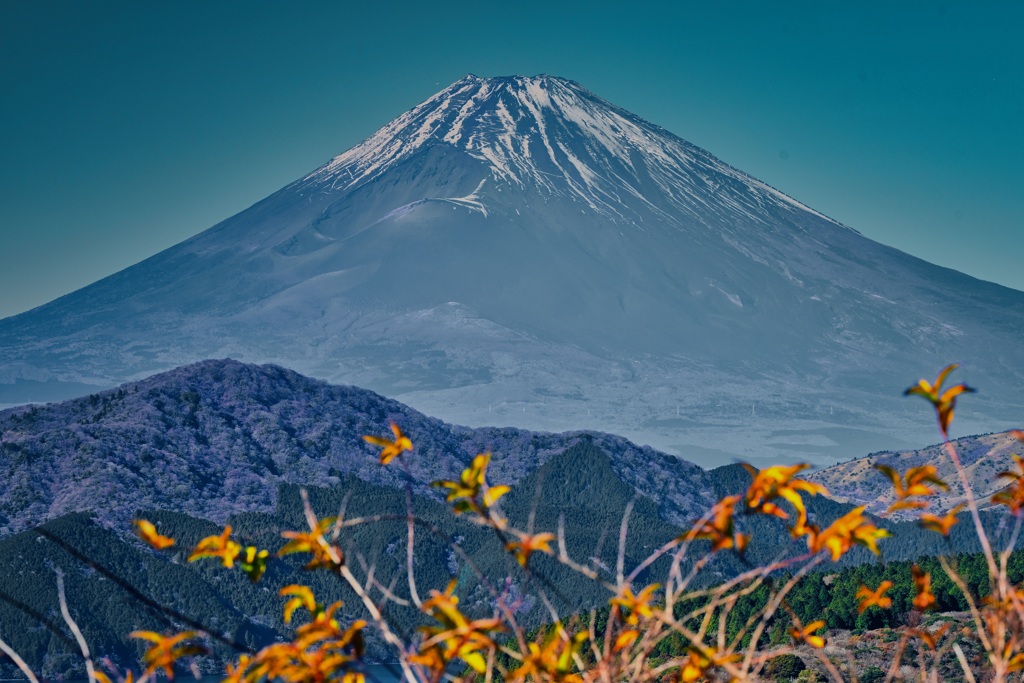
[4,364,1024,682]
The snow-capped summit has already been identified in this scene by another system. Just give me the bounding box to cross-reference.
[306,74,841,229]
[2,75,1022,466]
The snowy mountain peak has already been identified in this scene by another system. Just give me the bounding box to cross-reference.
[4,73,1023,468]
[304,75,845,230]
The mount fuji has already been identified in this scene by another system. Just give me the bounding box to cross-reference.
[2,74,1022,466]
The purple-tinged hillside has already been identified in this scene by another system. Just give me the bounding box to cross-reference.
[809,430,1024,519]
[0,359,713,536]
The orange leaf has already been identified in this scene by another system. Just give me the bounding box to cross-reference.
[505,532,555,567]
[919,505,964,536]
[790,620,826,649]
[806,506,890,561]
[857,581,893,612]
[994,454,1024,515]
[688,495,748,554]
[134,519,175,550]
[614,630,639,651]
[875,463,948,514]
[904,364,975,438]
[912,565,937,610]
[129,631,207,679]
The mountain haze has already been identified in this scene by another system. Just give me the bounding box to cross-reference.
[2,74,1021,465]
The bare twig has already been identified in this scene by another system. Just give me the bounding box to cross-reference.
[616,499,635,588]
[740,554,825,673]
[939,555,991,654]
[298,488,421,683]
[0,589,77,649]
[942,439,999,580]
[399,457,424,609]
[953,642,978,683]
[56,570,98,683]
[33,527,250,653]
[0,634,40,683]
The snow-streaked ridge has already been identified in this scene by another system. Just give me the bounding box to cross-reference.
[304,74,849,231]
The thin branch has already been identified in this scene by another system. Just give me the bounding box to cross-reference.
[339,564,422,683]
[810,647,848,683]
[942,439,999,581]
[0,589,77,649]
[0,634,40,683]
[953,643,978,683]
[330,489,354,542]
[883,634,909,683]
[399,454,423,609]
[938,555,991,654]
[616,499,635,588]
[740,554,824,673]
[298,488,421,683]
[354,552,412,607]
[626,534,683,585]
[33,527,250,653]
[56,570,97,683]
[405,494,423,609]
[556,515,601,581]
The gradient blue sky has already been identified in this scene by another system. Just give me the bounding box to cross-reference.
[1,1,1021,319]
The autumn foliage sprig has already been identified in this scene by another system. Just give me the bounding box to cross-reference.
[29,362,1024,683]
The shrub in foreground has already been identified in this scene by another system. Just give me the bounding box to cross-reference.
[2,365,1023,682]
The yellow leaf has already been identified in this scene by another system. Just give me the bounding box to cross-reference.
[610,584,660,626]
[188,525,241,568]
[239,546,269,582]
[363,423,413,465]
[462,651,487,674]
[742,463,826,537]
[280,585,318,623]
[278,517,344,570]
[484,484,510,508]
[432,453,509,518]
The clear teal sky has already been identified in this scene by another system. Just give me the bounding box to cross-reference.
[1,1,1021,318]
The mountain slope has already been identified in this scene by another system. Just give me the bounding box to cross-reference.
[809,430,1024,518]
[0,359,712,537]
[2,75,1022,465]
[1,361,1017,677]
